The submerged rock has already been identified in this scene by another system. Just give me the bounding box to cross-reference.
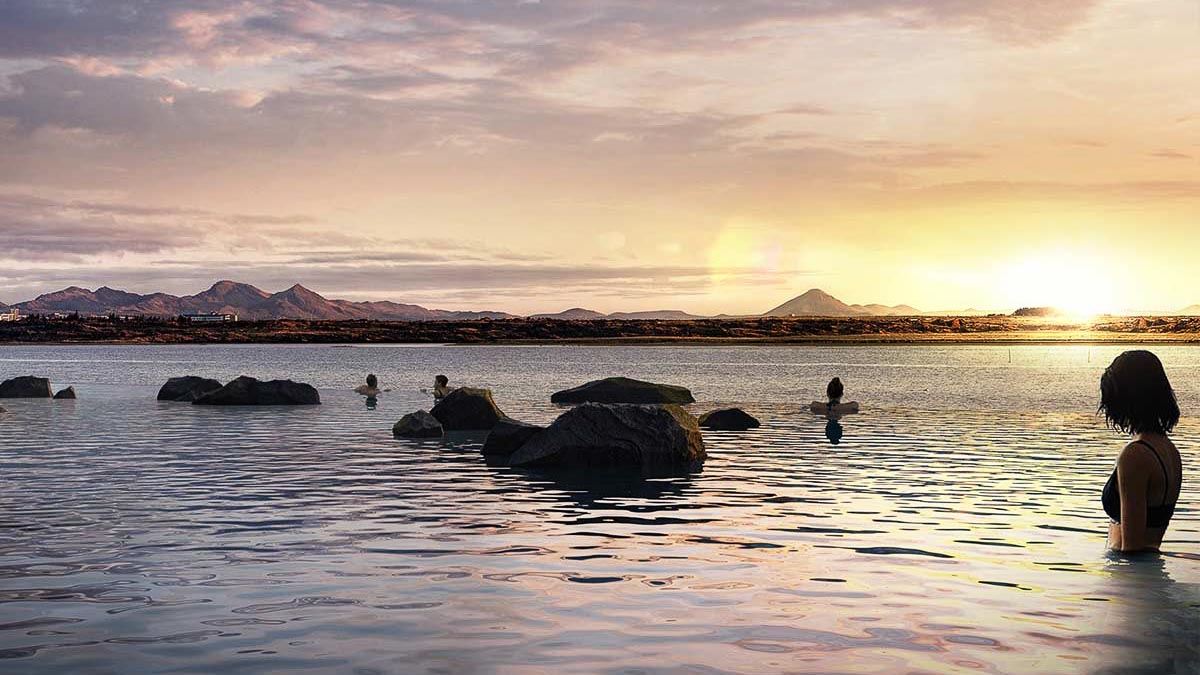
[53,386,77,400]
[430,387,507,431]
[550,377,694,405]
[193,376,320,406]
[0,376,52,398]
[158,376,223,402]
[481,418,544,456]
[698,408,760,431]
[393,410,444,438]
[508,403,705,470]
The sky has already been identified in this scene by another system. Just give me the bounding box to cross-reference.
[0,0,1197,315]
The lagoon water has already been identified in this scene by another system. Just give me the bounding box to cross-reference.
[0,344,1197,673]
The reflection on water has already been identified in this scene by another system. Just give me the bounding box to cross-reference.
[0,344,1197,673]
[1092,553,1200,674]
[825,417,845,444]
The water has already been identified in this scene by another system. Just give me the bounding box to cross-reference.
[0,344,1197,673]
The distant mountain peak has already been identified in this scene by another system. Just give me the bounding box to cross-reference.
[765,289,859,317]
[281,283,319,296]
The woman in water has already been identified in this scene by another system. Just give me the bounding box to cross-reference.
[811,377,859,416]
[1100,350,1183,553]
[354,373,383,396]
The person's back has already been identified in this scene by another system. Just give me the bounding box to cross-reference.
[355,373,383,396]
[432,374,452,401]
[810,377,859,415]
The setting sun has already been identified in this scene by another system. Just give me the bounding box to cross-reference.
[1001,250,1120,318]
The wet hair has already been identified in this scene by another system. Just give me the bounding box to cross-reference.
[435,374,448,386]
[366,374,377,388]
[826,377,844,401]
[1099,350,1179,435]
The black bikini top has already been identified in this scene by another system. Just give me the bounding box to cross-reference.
[1101,440,1178,528]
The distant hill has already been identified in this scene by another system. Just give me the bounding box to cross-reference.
[531,308,610,320]
[765,289,929,317]
[608,310,706,320]
[765,289,864,317]
[12,281,517,322]
[764,289,988,317]
[1178,305,1200,316]
[1012,307,1062,317]
[532,308,707,320]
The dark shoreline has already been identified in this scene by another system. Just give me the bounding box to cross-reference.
[3,316,1200,346]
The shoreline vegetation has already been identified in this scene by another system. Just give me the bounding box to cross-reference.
[4,315,1200,345]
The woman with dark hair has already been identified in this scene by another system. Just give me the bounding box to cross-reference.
[810,377,859,415]
[354,373,382,396]
[1099,350,1183,552]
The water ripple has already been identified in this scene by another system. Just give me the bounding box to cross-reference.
[0,344,1197,673]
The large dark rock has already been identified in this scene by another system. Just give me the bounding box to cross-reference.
[393,410,444,438]
[0,376,52,398]
[193,376,320,406]
[698,408,760,431]
[481,418,544,456]
[508,403,705,470]
[53,386,77,400]
[158,376,223,402]
[430,387,506,431]
[550,377,694,405]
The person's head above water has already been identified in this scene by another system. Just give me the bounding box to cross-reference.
[1099,350,1179,435]
[366,374,378,388]
[826,377,844,402]
[435,374,448,387]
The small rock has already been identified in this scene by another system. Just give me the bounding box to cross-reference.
[698,408,760,431]
[482,418,544,456]
[393,410,444,438]
[509,403,706,471]
[53,386,77,400]
[550,377,694,405]
[430,387,507,431]
[193,376,321,406]
[0,376,52,398]
[158,376,223,402]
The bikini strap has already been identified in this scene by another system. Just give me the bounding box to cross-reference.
[1131,439,1172,506]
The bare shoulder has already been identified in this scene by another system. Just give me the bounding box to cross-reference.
[1117,441,1158,469]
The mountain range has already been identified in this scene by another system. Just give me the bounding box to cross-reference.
[8,283,961,321]
[9,281,517,321]
[22,282,1173,321]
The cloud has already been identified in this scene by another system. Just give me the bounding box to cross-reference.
[0,1,1104,67]
[885,180,1200,205]
[0,191,539,264]
[1150,149,1193,160]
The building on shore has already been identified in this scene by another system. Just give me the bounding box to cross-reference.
[0,308,21,322]
[183,313,239,323]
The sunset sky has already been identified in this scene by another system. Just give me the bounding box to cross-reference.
[1,0,1197,314]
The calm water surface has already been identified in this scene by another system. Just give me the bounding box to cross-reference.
[0,344,1197,674]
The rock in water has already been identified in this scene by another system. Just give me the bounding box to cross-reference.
[193,376,321,406]
[550,377,695,405]
[430,387,507,430]
[53,386,77,400]
[698,408,760,431]
[0,376,52,398]
[481,418,544,456]
[393,411,444,438]
[158,376,223,402]
[508,403,706,470]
